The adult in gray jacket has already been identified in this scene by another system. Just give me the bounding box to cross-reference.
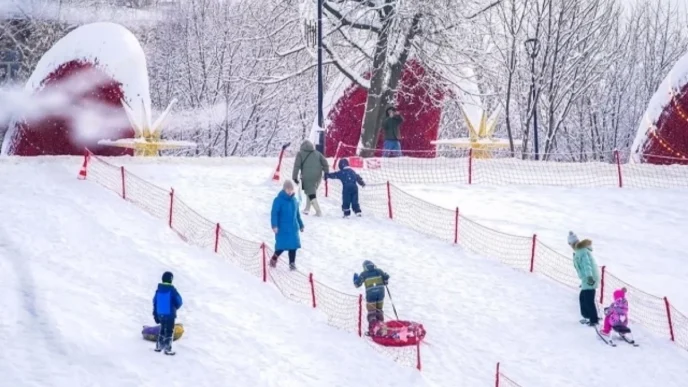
[292,140,329,216]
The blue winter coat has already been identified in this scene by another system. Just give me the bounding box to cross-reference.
[325,159,365,188]
[354,261,390,302]
[153,283,183,318]
[271,190,304,250]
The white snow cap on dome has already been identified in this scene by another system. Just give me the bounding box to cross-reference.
[2,22,151,154]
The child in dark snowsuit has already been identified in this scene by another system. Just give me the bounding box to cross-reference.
[353,260,390,334]
[325,158,365,218]
[153,271,183,355]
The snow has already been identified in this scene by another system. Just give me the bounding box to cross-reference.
[1,22,151,155]
[0,157,424,387]
[398,183,688,312]
[631,50,688,160]
[116,156,688,386]
[0,0,164,25]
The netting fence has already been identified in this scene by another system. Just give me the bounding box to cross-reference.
[78,150,421,370]
[496,363,523,387]
[326,143,688,188]
[318,173,687,353]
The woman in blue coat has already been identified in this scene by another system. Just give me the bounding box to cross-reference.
[269,180,304,271]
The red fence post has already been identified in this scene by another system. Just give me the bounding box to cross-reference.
[468,148,473,185]
[614,149,623,188]
[599,266,606,304]
[261,243,267,283]
[529,234,537,273]
[495,362,500,387]
[454,207,459,244]
[386,181,393,219]
[309,273,317,308]
[120,166,126,199]
[416,341,422,371]
[333,141,343,171]
[214,223,221,253]
[357,294,363,337]
[664,297,675,342]
[168,188,174,228]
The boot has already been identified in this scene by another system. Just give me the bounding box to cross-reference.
[303,199,312,215]
[311,199,323,217]
[269,255,278,268]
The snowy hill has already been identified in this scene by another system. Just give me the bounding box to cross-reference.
[0,158,424,387]
[114,157,688,386]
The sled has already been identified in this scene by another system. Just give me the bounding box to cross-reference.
[142,324,185,342]
[370,320,426,347]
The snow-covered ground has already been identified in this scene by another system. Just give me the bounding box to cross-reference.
[0,158,424,387]
[117,157,688,386]
[398,183,688,312]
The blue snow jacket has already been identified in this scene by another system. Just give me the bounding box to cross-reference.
[271,189,304,250]
[153,283,183,319]
[354,261,390,302]
[325,159,366,188]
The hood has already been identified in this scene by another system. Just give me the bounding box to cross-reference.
[613,288,627,301]
[278,189,294,200]
[162,271,173,283]
[300,140,315,152]
[362,260,375,271]
[338,158,350,170]
[574,239,592,251]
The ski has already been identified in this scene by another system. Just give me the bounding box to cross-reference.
[594,327,616,347]
[620,335,639,347]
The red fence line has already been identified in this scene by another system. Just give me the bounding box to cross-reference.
[79,151,423,371]
[322,180,687,352]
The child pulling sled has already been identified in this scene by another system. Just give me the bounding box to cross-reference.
[600,287,636,345]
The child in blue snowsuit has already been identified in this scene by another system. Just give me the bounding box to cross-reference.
[325,158,366,218]
[153,271,183,354]
[353,260,390,334]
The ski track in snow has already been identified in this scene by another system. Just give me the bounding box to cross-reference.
[119,157,688,387]
[0,159,424,387]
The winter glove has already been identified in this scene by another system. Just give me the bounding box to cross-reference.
[586,276,595,286]
[353,273,360,284]
[294,178,299,184]
[153,314,160,324]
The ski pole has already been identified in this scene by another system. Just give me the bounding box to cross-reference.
[385,285,399,320]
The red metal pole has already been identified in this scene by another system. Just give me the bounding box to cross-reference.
[454,207,459,244]
[387,181,393,219]
[599,266,606,304]
[261,243,267,283]
[120,166,126,199]
[529,234,537,273]
[333,141,343,171]
[357,294,363,337]
[214,223,220,253]
[468,148,473,185]
[495,362,500,387]
[614,149,623,188]
[416,341,422,371]
[309,273,317,308]
[664,297,675,342]
[168,189,174,228]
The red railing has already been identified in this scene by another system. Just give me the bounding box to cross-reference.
[78,150,421,370]
[329,143,688,188]
[321,179,688,352]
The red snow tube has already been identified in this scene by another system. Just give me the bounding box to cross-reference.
[371,320,426,347]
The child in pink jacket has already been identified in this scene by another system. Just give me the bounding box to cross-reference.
[602,287,630,336]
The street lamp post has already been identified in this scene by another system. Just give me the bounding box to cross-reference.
[524,38,540,160]
[316,0,325,155]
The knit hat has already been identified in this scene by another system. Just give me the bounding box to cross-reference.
[567,231,580,247]
[283,179,294,191]
[162,271,174,284]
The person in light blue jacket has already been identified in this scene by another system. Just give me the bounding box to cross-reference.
[568,231,600,326]
[269,180,304,271]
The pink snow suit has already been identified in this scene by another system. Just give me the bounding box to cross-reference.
[602,288,629,334]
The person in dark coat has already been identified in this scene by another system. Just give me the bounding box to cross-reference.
[292,140,329,216]
[153,271,183,354]
[325,158,366,218]
[354,260,390,334]
[381,106,403,157]
[270,179,304,271]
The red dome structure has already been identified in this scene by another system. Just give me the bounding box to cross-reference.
[324,60,444,158]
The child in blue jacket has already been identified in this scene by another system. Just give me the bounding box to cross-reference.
[153,271,183,355]
[325,158,366,218]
